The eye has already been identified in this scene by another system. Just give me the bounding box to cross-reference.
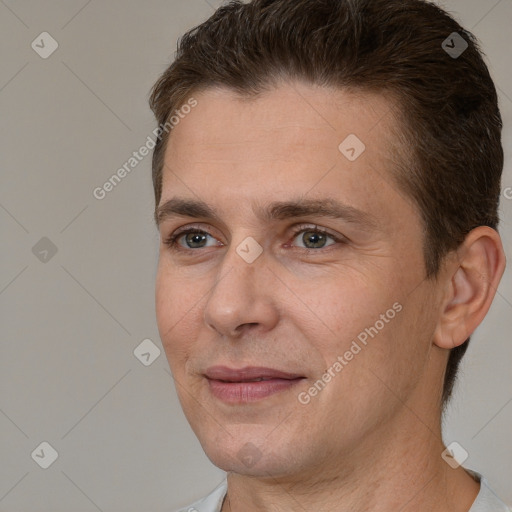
[290,225,341,250]
[163,224,346,252]
[164,228,221,250]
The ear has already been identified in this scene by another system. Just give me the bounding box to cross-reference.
[433,226,507,350]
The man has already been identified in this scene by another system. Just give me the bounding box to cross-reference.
[149,0,510,510]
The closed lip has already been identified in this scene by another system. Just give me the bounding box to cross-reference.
[204,366,305,382]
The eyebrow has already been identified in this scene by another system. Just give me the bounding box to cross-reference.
[156,196,379,231]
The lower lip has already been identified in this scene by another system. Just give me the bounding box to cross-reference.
[207,378,303,403]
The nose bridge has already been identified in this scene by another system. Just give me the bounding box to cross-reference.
[202,238,276,336]
[215,249,258,301]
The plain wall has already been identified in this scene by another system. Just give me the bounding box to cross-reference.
[0,1,510,510]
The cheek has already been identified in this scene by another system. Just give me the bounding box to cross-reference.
[305,276,411,386]
[303,274,394,348]
[156,259,202,323]
[155,267,202,366]
[155,269,174,339]
[339,292,434,414]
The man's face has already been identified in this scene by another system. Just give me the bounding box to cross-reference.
[155,82,444,479]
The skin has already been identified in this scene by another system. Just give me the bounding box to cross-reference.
[155,81,506,511]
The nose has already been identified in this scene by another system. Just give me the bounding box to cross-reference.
[202,242,279,338]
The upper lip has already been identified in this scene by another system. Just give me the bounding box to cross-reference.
[204,366,304,382]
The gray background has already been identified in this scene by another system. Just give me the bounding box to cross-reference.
[0,1,510,510]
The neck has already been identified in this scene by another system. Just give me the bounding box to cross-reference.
[221,405,480,512]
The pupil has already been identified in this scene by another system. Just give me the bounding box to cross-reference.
[187,233,206,247]
[304,231,325,248]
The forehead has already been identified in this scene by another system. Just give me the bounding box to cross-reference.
[165,82,397,167]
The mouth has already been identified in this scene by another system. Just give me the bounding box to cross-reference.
[204,366,306,403]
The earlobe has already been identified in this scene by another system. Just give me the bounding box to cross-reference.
[433,226,506,350]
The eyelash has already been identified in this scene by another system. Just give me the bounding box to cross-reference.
[163,224,346,252]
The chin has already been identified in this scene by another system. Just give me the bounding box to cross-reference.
[207,452,290,478]
[199,432,303,478]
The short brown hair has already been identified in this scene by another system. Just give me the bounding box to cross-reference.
[149,0,503,408]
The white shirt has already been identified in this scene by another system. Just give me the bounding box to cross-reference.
[174,470,511,512]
